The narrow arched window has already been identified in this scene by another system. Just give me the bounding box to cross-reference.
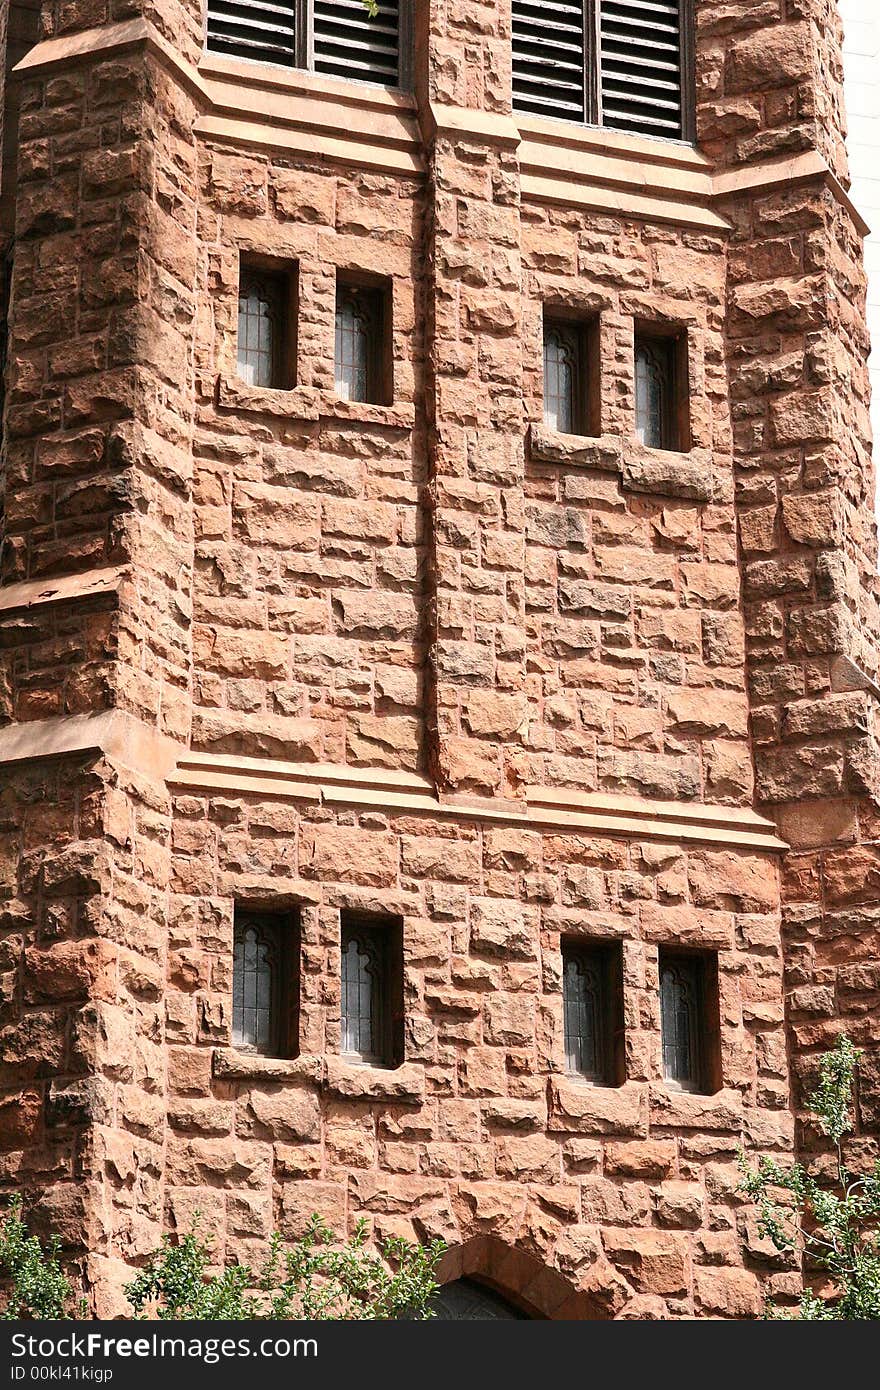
[340,913,403,1065]
[238,271,281,388]
[659,952,704,1091]
[563,951,603,1079]
[341,932,382,1060]
[561,940,623,1085]
[635,332,686,450]
[231,908,298,1057]
[635,338,669,448]
[233,917,279,1053]
[335,281,387,404]
[543,323,577,433]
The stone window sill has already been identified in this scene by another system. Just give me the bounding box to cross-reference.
[529,422,621,471]
[621,440,712,502]
[649,1084,743,1130]
[217,375,414,430]
[529,422,712,502]
[213,1048,424,1102]
[213,1048,323,1083]
[324,1055,424,1102]
[548,1076,648,1138]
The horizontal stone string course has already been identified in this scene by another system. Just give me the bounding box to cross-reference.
[10,21,870,229]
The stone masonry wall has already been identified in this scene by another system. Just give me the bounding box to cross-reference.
[713,2,880,1179]
[0,0,202,1313]
[193,152,428,771]
[165,794,788,1320]
[0,0,876,1319]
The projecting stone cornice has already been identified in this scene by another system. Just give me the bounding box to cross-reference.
[0,710,180,780]
[0,706,783,850]
[0,566,124,616]
[13,18,209,103]
[12,23,870,237]
[713,149,870,238]
[0,712,786,850]
[166,749,790,851]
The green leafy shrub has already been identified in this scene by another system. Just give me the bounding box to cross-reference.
[0,1197,83,1320]
[740,1036,880,1319]
[126,1215,445,1320]
[1,1200,444,1320]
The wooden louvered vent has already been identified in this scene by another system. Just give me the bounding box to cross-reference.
[313,0,400,86]
[205,0,402,86]
[512,0,587,122]
[599,0,684,138]
[206,0,298,68]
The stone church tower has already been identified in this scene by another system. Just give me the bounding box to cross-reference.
[0,0,877,1318]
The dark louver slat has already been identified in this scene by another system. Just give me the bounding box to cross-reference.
[313,0,400,86]
[512,0,587,121]
[599,0,684,138]
[205,0,401,86]
[206,0,297,67]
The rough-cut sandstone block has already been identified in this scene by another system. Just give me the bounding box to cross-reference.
[324,1058,425,1103]
[470,897,538,959]
[603,1228,688,1296]
[603,1141,676,1179]
[694,1267,762,1319]
[548,1080,648,1137]
[621,447,712,502]
[239,1086,321,1142]
[727,22,812,94]
[301,827,398,886]
[648,1087,743,1132]
[494,1134,560,1182]
[484,994,535,1047]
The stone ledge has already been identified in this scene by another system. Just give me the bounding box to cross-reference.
[212,1049,425,1103]
[13,18,208,103]
[0,567,125,617]
[529,427,713,503]
[217,376,415,431]
[0,715,788,851]
[426,102,521,151]
[529,424,622,471]
[713,148,871,238]
[0,710,179,779]
[213,1049,323,1083]
[324,1056,425,1103]
[621,444,713,502]
[648,1085,744,1132]
[13,25,869,239]
[547,1077,649,1137]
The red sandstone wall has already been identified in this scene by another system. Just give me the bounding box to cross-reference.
[0,0,875,1320]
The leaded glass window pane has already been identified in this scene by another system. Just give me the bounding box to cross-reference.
[335,285,381,403]
[232,916,280,1053]
[543,323,579,433]
[430,1279,526,1320]
[635,336,676,449]
[563,945,607,1082]
[341,924,386,1062]
[660,955,701,1091]
[238,272,283,388]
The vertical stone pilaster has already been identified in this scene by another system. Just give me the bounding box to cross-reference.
[0,0,203,1312]
[421,0,530,798]
[710,1,880,1159]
